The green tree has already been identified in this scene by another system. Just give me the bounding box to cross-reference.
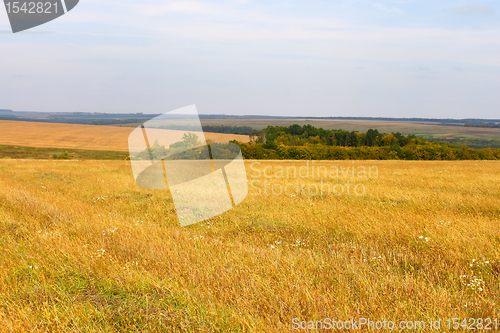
[169,132,200,149]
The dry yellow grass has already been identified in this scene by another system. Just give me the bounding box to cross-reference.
[0,121,250,152]
[0,159,499,332]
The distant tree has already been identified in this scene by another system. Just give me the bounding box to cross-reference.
[169,132,200,149]
[366,129,379,147]
[249,131,259,143]
[382,133,398,146]
[288,124,304,136]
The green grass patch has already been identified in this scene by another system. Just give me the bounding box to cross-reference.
[0,145,128,160]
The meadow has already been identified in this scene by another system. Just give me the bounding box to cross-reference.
[0,159,499,332]
[0,145,128,160]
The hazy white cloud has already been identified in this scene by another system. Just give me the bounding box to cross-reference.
[368,1,405,14]
[140,1,211,17]
[449,4,495,15]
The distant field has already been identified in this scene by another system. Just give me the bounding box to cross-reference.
[200,119,500,140]
[0,121,250,152]
[0,159,499,331]
[2,119,499,153]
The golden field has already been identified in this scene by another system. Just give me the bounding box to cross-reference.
[0,159,500,332]
[0,121,250,152]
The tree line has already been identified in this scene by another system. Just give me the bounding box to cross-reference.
[235,125,500,160]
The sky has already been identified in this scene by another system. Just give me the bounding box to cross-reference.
[1,0,499,118]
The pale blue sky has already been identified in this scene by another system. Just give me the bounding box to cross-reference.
[1,0,499,118]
